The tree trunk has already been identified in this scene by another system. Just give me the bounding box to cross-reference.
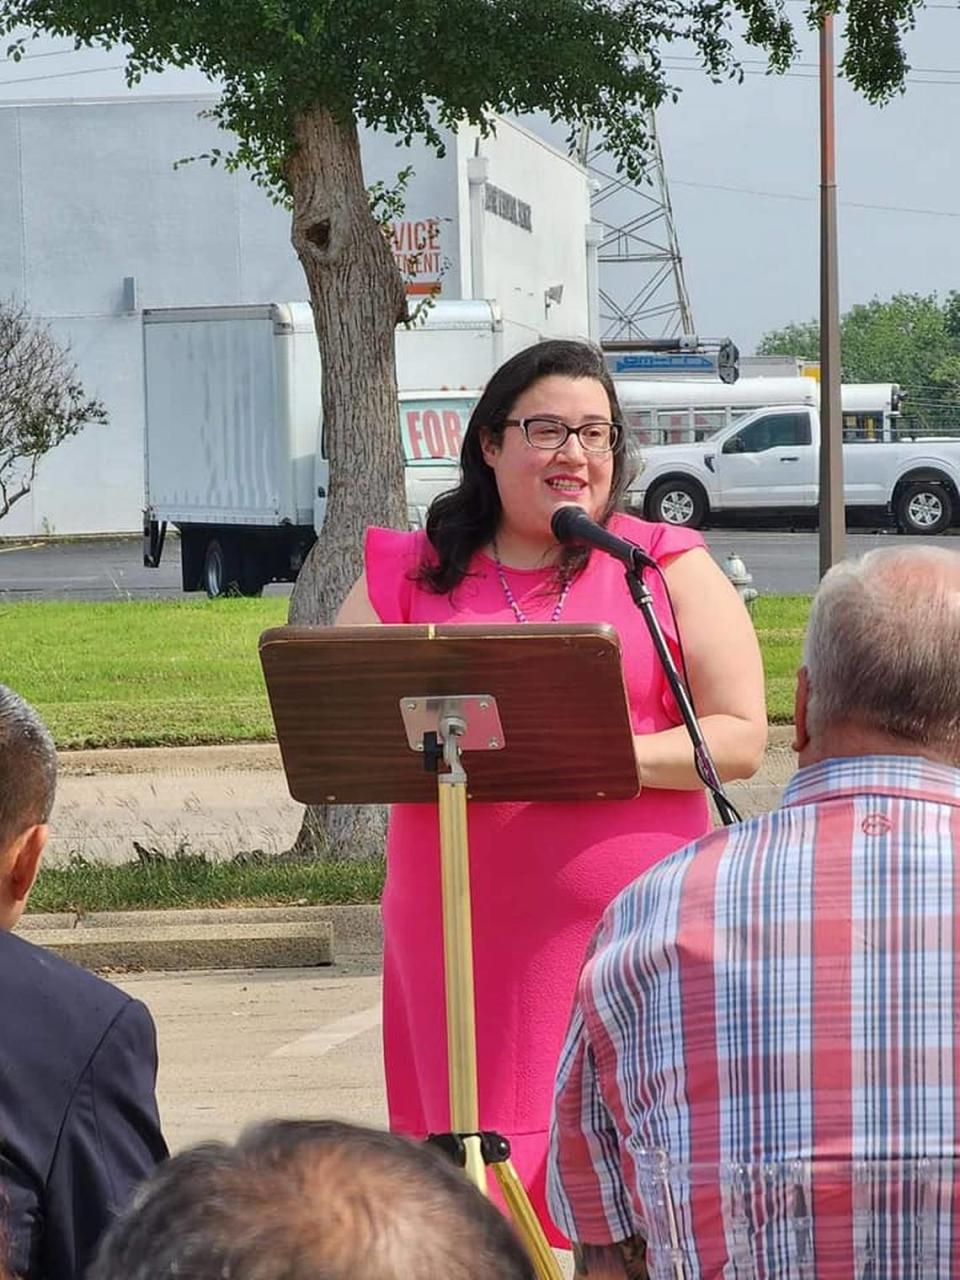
[284,107,407,860]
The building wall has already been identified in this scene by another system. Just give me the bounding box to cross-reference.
[459,120,591,343]
[360,125,464,299]
[0,96,309,536]
[0,96,591,536]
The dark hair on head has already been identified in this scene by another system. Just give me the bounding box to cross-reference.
[0,685,57,853]
[88,1118,537,1280]
[420,338,635,594]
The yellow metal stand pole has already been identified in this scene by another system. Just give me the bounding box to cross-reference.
[494,1160,565,1280]
[437,774,487,1194]
[436,747,562,1280]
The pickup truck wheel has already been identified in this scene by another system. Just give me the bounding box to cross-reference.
[896,481,953,535]
[648,479,706,529]
[203,538,242,598]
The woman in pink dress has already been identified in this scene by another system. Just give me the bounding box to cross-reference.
[337,340,767,1246]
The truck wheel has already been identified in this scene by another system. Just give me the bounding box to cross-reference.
[203,538,241,598]
[237,546,266,597]
[178,529,205,592]
[896,481,953,535]
[647,479,707,529]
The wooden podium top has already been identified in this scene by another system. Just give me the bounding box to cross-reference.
[259,623,639,805]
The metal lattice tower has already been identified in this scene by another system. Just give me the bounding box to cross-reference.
[577,114,694,341]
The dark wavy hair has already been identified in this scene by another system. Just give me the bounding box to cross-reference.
[420,339,634,594]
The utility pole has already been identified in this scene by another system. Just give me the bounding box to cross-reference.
[819,12,845,576]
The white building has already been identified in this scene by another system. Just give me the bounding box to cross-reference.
[0,95,598,535]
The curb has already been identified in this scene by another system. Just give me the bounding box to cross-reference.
[54,726,798,775]
[18,904,382,973]
[29,920,333,972]
[57,742,283,776]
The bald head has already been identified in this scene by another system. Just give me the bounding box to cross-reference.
[801,545,960,763]
[89,1120,536,1280]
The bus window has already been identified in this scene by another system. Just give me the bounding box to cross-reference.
[693,409,726,441]
[626,409,653,444]
[665,411,689,446]
[842,411,882,443]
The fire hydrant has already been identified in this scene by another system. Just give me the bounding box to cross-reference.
[724,552,758,608]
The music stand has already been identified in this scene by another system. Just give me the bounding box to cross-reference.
[260,622,640,1280]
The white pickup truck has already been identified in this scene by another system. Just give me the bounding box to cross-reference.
[630,403,960,534]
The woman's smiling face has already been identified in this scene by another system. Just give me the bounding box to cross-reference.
[480,375,616,550]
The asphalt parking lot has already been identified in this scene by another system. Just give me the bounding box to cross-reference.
[2,526,955,599]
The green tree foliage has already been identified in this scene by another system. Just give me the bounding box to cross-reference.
[0,3,922,192]
[756,319,820,364]
[759,293,960,435]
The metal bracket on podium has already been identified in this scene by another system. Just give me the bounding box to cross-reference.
[400,695,506,771]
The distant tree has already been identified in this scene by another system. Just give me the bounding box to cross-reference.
[842,294,953,387]
[756,320,820,364]
[0,299,107,522]
[943,289,960,340]
[758,292,960,434]
[0,0,925,856]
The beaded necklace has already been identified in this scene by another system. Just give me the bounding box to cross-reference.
[492,542,572,624]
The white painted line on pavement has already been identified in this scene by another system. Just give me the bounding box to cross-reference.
[271,1003,382,1059]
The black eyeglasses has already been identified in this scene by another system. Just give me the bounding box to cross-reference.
[503,416,623,454]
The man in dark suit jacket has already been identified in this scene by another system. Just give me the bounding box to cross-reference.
[0,684,167,1279]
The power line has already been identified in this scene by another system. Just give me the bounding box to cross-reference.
[592,145,960,217]
[0,63,128,87]
[660,60,960,86]
[599,168,960,220]
[782,0,958,6]
[2,45,82,62]
[5,47,959,91]
[662,52,960,76]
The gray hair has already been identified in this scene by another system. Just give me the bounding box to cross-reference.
[804,545,960,753]
[88,1119,536,1280]
[0,684,57,851]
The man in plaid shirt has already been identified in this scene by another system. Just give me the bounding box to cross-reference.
[548,546,960,1279]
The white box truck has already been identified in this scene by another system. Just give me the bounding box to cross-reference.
[142,301,503,595]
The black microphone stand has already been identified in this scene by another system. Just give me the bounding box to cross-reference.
[623,550,741,827]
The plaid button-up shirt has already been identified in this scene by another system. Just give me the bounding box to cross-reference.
[548,755,960,1277]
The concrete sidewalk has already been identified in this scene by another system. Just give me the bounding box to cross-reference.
[51,730,796,866]
[17,905,379,972]
[52,743,303,866]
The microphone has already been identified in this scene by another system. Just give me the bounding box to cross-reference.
[550,505,658,571]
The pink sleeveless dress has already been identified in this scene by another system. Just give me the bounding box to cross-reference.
[365,512,711,1245]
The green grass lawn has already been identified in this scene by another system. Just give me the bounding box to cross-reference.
[0,594,810,749]
[0,598,288,748]
[750,595,809,724]
[30,853,386,913]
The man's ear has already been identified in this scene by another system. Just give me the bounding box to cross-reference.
[793,666,811,754]
[7,824,47,908]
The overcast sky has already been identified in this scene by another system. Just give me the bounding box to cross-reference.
[1,5,957,354]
